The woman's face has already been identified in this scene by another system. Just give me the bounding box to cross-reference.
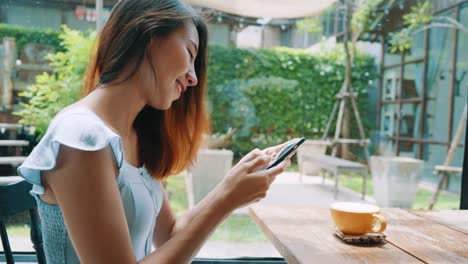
[139,21,199,110]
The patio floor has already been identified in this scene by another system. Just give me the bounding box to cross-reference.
[3,172,373,260]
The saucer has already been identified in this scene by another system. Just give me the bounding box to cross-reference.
[333,226,386,244]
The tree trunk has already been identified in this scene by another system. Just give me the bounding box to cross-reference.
[341,0,353,160]
[2,37,15,111]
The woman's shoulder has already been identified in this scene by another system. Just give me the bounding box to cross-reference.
[42,105,123,153]
[49,105,104,131]
[18,106,124,191]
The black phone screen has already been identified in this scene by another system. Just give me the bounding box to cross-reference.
[266,137,305,169]
[256,137,305,171]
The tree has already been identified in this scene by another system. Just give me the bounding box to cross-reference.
[296,0,467,160]
[297,0,383,160]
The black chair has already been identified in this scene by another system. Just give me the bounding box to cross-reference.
[0,176,46,264]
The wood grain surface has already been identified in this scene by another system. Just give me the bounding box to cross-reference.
[382,209,468,263]
[249,205,423,264]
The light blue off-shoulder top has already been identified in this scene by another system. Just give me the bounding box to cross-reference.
[17,108,164,263]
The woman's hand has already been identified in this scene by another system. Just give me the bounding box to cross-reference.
[262,138,299,158]
[219,147,291,211]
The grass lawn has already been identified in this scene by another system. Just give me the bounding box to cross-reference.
[5,224,30,237]
[339,173,460,210]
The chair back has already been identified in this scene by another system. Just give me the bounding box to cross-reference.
[0,177,46,264]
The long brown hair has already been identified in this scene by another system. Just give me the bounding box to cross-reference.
[84,0,210,180]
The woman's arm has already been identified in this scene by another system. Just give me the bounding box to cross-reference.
[48,146,286,263]
[45,146,137,263]
[153,147,291,248]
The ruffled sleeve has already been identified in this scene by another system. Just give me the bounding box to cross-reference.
[17,110,124,196]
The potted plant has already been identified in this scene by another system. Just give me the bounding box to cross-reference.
[369,156,424,208]
[297,140,331,177]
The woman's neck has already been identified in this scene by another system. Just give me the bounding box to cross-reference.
[78,83,146,138]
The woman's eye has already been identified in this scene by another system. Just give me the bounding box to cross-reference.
[187,49,193,59]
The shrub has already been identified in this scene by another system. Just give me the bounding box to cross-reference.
[0,23,63,56]
[207,45,377,155]
[15,26,94,136]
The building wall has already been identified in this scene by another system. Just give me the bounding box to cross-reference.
[2,2,308,48]
[63,9,96,31]
[235,25,286,49]
[262,26,281,48]
[288,27,319,49]
[7,4,63,29]
[5,2,95,31]
[206,23,231,46]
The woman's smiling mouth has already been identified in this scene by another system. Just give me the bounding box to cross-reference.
[176,79,186,97]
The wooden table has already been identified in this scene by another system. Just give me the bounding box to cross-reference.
[249,205,468,263]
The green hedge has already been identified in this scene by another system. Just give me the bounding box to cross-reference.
[0,24,63,55]
[207,45,377,155]
[11,27,378,156]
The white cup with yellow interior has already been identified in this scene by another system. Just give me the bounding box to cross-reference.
[330,202,387,235]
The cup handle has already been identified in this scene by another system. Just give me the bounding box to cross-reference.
[370,214,387,233]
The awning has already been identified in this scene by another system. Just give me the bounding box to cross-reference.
[186,0,338,19]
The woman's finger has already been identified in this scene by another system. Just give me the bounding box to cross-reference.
[243,155,271,173]
[263,138,300,157]
[252,158,290,179]
[238,148,263,164]
[262,146,278,156]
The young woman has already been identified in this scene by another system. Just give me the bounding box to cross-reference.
[18,0,292,263]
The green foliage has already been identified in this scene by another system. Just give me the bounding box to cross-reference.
[295,17,322,34]
[388,27,413,53]
[210,77,302,152]
[403,1,433,30]
[15,26,95,136]
[0,23,63,56]
[207,45,377,155]
[388,1,433,53]
[352,0,384,35]
[240,77,301,145]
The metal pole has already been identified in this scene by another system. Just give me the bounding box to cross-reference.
[460,113,468,209]
[448,5,459,153]
[419,28,429,159]
[261,25,265,48]
[96,0,103,31]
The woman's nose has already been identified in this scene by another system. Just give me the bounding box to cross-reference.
[187,68,198,87]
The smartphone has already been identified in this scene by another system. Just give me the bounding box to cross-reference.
[257,137,306,171]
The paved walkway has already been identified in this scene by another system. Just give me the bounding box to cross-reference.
[234,172,375,216]
[3,172,373,260]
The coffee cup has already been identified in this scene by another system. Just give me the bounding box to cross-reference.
[330,202,387,235]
